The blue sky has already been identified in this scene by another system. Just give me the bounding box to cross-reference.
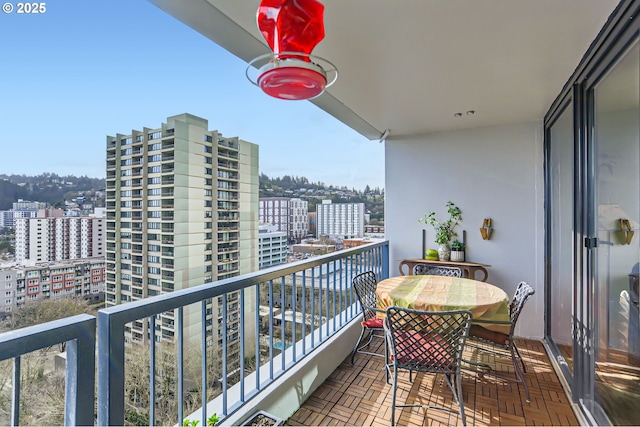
[0,0,384,190]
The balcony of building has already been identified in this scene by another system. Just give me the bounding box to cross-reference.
[0,242,579,427]
[2,0,637,425]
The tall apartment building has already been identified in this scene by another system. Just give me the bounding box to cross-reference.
[14,209,105,263]
[258,224,287,268]
[316,200,365,239]
[259,197,308,242]
[290,198,309,242]
[105,114,258,355]
[0,257,105,313]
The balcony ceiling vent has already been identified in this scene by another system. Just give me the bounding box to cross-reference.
[247,0,338,100]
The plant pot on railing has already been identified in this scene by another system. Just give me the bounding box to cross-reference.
[240,410,283,427]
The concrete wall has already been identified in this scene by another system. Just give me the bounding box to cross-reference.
[385,120,545,338]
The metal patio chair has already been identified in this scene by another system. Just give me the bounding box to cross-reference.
[413,264,463,277]
[351,270,386,364]
[464,281,535,401]
[384,306,472,426]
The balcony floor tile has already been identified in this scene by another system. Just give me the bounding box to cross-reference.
[287,339,577,426]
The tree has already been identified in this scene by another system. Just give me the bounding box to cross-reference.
[0,297,96,333]
[124,340,222,426]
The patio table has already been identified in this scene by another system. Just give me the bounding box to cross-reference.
[376,275,510,334]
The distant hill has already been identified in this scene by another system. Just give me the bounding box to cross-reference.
[0,173,105,210]
[0,173,384,223]
[259,174,384,223]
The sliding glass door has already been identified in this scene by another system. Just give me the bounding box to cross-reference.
[547,100,576,382]
[545,2,639,424]
[588,38,640,425]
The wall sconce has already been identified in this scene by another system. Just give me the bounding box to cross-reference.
[619,218,634,245]
[480,218,493,240]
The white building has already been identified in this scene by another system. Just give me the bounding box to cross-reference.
[316,200,365,239]
[14,209,105,263]
[258,224,288,269]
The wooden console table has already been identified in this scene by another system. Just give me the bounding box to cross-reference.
[398,258,491,282]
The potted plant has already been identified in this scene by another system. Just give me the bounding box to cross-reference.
[450,240,465,262]
[419,201,462,261]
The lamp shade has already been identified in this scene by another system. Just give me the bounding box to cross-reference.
[254,0,329,100]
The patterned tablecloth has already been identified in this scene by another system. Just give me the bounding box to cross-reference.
[376,275,510,334]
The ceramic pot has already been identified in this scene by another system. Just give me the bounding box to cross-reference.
[450,250,465,262]
[437,243,451,261]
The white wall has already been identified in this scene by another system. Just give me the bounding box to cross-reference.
[385,121,545,338]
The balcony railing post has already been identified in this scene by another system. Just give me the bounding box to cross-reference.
[97,310,126,426]
[11,356,20,427]
[381,243,390,280]
[65,320,96,427]
[0,314,96,427]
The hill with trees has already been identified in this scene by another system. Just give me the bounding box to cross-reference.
[0,173,104,210]
[0,173,384,223]
[259,174,384,223]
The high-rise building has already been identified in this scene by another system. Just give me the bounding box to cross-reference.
[316,200,365,239]
[290,198,309,242]
[259,197,308,242]
[259,197,291,237]
[14,209,105,263]
[105,114,258,356]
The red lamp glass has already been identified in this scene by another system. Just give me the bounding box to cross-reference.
[248,0,337,100]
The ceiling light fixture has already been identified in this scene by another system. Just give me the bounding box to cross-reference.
[246,0,338,101]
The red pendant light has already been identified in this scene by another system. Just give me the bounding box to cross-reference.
[247,0,338,100]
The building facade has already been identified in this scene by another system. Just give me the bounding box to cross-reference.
[0,257,105,313]
[14,209,105,263]
[105,114,258,358]
[258,224,287,268]
[0,211,13,229]
[290,198,309,242]
[316,200,365,239]
[259,197,309,243]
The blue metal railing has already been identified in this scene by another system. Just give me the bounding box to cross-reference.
[0,314,96,426]
[98,241,388,425]
[0,241,389,426]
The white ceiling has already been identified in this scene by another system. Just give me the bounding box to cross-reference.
[148,0,620,140]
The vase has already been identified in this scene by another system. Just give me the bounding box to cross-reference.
[437,243,451,261]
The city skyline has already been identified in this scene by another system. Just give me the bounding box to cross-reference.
[0,0,384,191]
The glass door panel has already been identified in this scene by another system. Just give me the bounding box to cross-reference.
[549,102,575,376]
[593,39,640,425]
